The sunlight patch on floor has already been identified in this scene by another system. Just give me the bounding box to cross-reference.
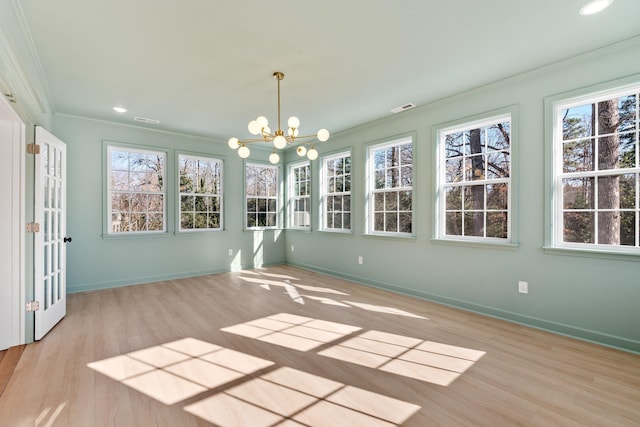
[88,337,421,426]
[239,272,428,319]
[221,313,362,352]
[342,301,428,319]
[319,330,485,386]
[185,366,420,427]
[88,338,274,405]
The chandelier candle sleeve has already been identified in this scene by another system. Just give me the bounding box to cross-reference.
[227,71,330,164]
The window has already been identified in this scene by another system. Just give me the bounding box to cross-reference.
[245,162,278,229]
[288,161,310,229]
[322,152,351,231]
[368,137,413,235]
[178,154,223,231]
[437,115,511,240]
[108,146,166,233]
[552,84,639,251]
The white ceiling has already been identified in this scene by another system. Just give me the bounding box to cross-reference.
[12,0,640,142]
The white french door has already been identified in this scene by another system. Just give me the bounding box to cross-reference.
[34,126,67,340]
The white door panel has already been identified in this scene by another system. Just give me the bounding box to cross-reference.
[0,96,25,351]
[35,126,67,340]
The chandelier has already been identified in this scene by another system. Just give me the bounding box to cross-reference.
[227,71,330,164]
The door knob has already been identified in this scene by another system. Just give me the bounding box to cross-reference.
[63,237,72,243]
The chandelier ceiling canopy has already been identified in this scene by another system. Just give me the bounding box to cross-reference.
[228,72,330,164]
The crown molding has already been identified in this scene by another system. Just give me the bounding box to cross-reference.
[0,0,52,123]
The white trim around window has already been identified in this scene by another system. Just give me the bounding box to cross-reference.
[435,113,513,244]
[178,153,223,232]
[106,145,167,235]
[320,151,352,232]
[366,136,414,237]
[245,162,280,230]
[545,78,640,256]
[288,160,311,230]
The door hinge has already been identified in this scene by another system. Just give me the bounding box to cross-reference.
[26,301,40,312]
[27,143,40,154]
[27,222,40,233]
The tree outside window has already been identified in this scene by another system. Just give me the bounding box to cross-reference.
[289,162,310,229]
[557,89,639,249]
[179,155,222,231]
[322,152,351,231]
[246,163,278,229]
[368,138,413,235]
[108,146,166,233]
[439,115,511,240]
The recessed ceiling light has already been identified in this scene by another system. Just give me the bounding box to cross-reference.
[113,106,127,113]
[579,0,614,16]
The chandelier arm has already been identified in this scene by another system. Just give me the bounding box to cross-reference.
[290,133,323,141]
[237,137,275,144]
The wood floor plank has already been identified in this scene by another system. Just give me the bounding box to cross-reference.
[0,344,25,399]
[0,265,638,426]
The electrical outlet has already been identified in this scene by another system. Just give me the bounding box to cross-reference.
[518,281,528,294]
[228,248,233,256]
[358,256,363,265]
[291,245,295,252]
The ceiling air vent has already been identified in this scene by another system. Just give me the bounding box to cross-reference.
[390,103,416,114]
[134,116,160,124]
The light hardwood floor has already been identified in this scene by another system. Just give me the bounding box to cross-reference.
[0,265,638,426]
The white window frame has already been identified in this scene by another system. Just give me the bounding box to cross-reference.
[321,151,352,232]
[245,162,279,230]
[107,145,167,235]
[435,113,512,243]
[178,153,223,232]
[548,80,640,254]
[366,136,414,237]
[288,160,311,230]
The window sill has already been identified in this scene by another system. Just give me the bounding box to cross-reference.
[543,245,640,262]
[244,227,283,232]
[101,231,172,240]
[286,227,311,233]
[318,229,353,236]
[176,228,226,236]
[363,232,416,242]
[431,237,519,250]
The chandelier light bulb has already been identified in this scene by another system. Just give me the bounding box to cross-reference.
[256,116,269,127]
[238,145,251,158]
[317,128,330,142]
[248,120,261,135]
[228,72,330,161]
[269,151,280,164]
[274,135,287,149]
[307,147,318,160]
[288,116,300,128]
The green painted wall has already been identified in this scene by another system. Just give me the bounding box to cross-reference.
[22,34,640,354]
[52,115,285,293]
[283,38,640,353]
